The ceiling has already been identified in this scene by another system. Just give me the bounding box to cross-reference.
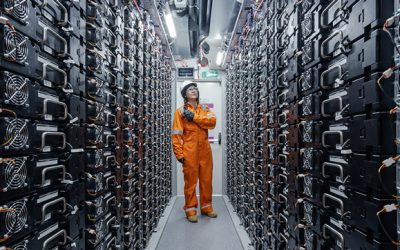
[172,0,242,69]
[143,0,244,69]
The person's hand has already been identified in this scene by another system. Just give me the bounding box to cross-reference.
[183,108,194,121]
[178,158,185,164]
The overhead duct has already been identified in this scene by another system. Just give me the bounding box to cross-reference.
[198,0,213,44]
[187,0,213,58]
[188,0,198,57]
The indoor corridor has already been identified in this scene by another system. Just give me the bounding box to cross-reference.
[146,196,252,250]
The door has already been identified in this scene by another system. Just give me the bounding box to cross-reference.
[176,80,223,195]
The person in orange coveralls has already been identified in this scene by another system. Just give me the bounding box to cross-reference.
[172,81,217,223]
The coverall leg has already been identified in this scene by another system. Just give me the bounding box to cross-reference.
[198,142,213,214]
[182,156,199,216]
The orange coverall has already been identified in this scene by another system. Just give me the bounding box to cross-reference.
[172,103,217,216]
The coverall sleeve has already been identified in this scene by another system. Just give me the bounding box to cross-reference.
[193,107,217,130]
[172,109,184,160]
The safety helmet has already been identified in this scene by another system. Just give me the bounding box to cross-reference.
[180,81,198,98]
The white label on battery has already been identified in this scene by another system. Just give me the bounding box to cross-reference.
[43,179,51,187]
[329,187,348,198]
[329,124,347,131]
[36,159,58,167]
[330,218,343,229]
[38,91,58,101]
[71,148,84,153]
[36,124,58,132]
[37,191,58,204]
[329,156,347,164]
[44,213,52,222]
[38,223,58,240]
[44,46,52,54]
[42,146,51,152]
[43,80,52,88]
[44,114,53,120]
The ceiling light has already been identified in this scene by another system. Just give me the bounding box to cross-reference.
[216,51,224,66]
[215,33,221,40]
[164,13,176,38]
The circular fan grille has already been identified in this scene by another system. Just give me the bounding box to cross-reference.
[4,27,28,63]
[4,0,29,21]
[5,72,28,106]
[4,158,27,190]
[4,199,28,235]
[12,241,27,250]
[95,149,103,166]
[95,196,104,216]
[5,119,28,149]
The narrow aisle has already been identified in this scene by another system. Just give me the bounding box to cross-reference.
[156,197,243,250]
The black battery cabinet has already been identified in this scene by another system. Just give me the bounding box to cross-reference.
[0,1,172,249]
[226,1,399,249]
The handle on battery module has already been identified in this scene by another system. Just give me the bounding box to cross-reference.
[41,197,66,223]
[39,0,68,27]
[43,99,68,120]
[41,131,66,150]
[322,130,344,148]
[42,26,67,57]
[41,62,68,88]
[41,164,66,187]
[323,224,344,248]
[322,193,344,215]
[322,162,344,181]
[42,229,67,249]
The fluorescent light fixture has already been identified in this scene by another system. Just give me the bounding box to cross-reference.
[164,13,176,38]
[216,51,224,66]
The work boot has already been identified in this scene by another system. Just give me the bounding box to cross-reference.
[187,214,198,223]
[201,210,218,218]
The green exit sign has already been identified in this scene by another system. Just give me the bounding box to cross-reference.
[201,70,219,79]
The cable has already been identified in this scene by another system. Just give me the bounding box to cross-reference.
[377,66,400,107]
[378,156,400,198]
[0,137,13,148]
[390,107,398,114]
[0,158,15,164]
[0,108,16,118]
[382,15,400,55]
[0,236,11,243]
[377,204,400,245]
[0,208,16,212]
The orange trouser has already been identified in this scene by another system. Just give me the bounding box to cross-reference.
[182,140,214,216]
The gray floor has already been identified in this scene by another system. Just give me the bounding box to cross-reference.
[156,196,243,250]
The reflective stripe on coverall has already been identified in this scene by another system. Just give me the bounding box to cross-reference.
[172,103,217,216]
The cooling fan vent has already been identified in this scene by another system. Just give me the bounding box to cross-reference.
[4,27,28,64]
[2,157,27,191]
[1,199,28,236]
[4,0,29,22]
[12,241,28,250]
[4,119,28,149]
[5,72,28,106]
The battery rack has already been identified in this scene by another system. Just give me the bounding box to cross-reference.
[0,1,172,250]
[227,0,400,249]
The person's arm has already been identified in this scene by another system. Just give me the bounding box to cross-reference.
[172,109,185,161]
[193,105,216,130]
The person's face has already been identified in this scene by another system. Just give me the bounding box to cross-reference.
[186,85,198,100]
